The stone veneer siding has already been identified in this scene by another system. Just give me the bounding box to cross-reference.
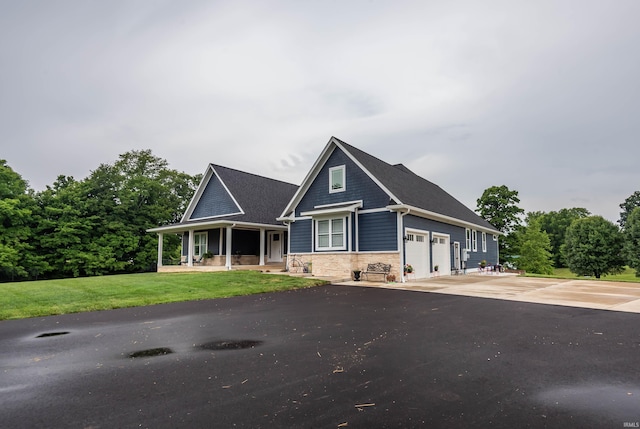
[289,252,401,280]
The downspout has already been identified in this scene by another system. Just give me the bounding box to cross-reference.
[399,208,411,283]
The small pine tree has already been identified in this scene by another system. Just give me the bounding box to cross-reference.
[517,221,554,274]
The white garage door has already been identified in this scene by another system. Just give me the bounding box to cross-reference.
[405,231,429,279]
[432,235,451,276]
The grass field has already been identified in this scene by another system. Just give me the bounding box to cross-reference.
[0,271,328,321]
[526,267,640,282]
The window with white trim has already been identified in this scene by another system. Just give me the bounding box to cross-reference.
[329,165,345,193]
[472,230,477,252]
[194,232,207,258]
[316,217,346,250]
[465,228,471,251]
[482,232,487,252]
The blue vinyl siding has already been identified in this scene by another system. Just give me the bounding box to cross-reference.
[290,219,312,253]
[190,174,240,219]
[296,148,390,216]
[358,211,397,251]
[403,215,499,269]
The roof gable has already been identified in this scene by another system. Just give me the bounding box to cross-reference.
[281,136,499,232]
[189,170,242,220]
[184,164,298,226]
[335,138,498,231]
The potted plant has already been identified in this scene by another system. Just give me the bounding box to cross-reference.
[434,265,439,272]
[480,260,487,269]
[404,264,413,274]
[353,270,362,281]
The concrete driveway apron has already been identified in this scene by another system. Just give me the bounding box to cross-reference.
[339,274,640,313]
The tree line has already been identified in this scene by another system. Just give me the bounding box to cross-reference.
[0,151,200,281]
[2,153,639,282]
[477,185,640,278]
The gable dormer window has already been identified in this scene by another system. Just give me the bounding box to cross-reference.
[329,165,345,193]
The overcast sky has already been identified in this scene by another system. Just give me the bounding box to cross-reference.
[2,1,639,222]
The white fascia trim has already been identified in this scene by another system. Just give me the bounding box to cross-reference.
[405,227,430,235]
[314,200,363,209]
[210,165,245,216]
[332,138,403,205]
[181,164,214,222]
[359,207,391,214]
[181,165,245,222]
[279,139,337,219]
[147,220,287,234]
[301,201,362,217]
[388,204,503,235]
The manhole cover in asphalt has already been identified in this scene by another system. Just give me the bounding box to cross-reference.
[128,347,174,358]
[36,332,70,338]
[197,340,263,351]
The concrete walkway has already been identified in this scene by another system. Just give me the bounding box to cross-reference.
[336,273,640,313]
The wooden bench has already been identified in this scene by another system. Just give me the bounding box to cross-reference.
[363,263,391,282]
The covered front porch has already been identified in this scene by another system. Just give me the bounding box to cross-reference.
[157,262,287,273]
[149,221,288,272]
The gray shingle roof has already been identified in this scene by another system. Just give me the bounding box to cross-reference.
[334,138,499,232]
[212,164,298,225]
[183,164,298,227]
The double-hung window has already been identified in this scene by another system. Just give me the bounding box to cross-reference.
[482,232,487,252]
[193,232,207,258]
[316,217,346,250]
[465,228,471,251]
[329,166,345,193]
[472,230,477,252]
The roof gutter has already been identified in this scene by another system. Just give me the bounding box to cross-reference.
[147,220,288,234]
[387,204,502,235]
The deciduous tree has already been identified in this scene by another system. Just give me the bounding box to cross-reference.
[526,208,590,267]
[476,185,524,264]
[0,160,45,281]
[564,216,625,279]
[623,207,640,277]
[619,191,640,229]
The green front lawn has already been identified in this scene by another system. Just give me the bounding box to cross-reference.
[0,271,328,320]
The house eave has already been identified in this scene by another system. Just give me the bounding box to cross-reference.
[387,204,502,234]
[147,220,288,234]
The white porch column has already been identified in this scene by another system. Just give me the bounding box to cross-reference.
[347,214,353,252]
[218,227,224,256]
[259,228,266,266]
[225,226,233,270]
[157,233,163,268]
[188,230,194,267]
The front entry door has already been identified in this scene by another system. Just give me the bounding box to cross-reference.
[268,232,282,262]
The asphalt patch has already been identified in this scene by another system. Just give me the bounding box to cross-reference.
[35,331,69,338]
[128,347,174,358]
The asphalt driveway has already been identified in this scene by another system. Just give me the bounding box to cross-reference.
[1,284,640,428]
